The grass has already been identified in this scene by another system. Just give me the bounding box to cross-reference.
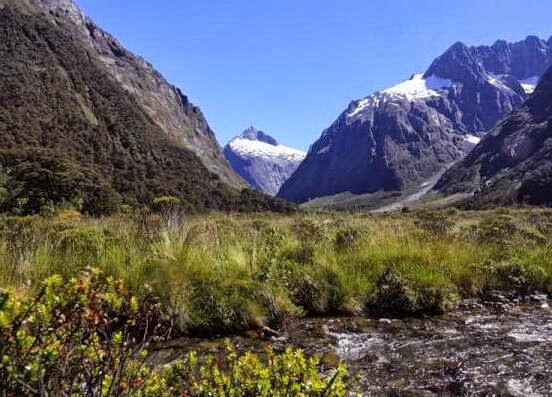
[0,208,551,334]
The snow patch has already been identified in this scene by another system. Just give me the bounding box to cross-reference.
[347,74,452,118]
[382,74,452,100]
[464,135,481,144]
[519,76,540,94]
[316,145,331,155]
[487,75,515,94]
[228,137,306,162]
[348,95,383,118]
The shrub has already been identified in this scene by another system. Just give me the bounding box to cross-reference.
[119,204,133,214]
[186,276,265,334]
[84,184,122,217]
[152,196,182,213]
[366,266,459,317]
[166,341,352,397]
[39,200,56,217]
[0,270,354,396]
[293,269,348,315]
[475,215,518,245]
[482,261,547,294]
[334,227,360,251]
[0,268,169,396]
[292,217,328,243]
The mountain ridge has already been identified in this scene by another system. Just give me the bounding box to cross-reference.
[29,0,244,187]
[434,65,552,207]
[279,35,552,204]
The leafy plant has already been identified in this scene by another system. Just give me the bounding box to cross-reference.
[0,268,170,396]
[152,196,182,213]
[166,341,352,397]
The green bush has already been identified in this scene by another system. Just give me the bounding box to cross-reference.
[334,227,360,251]
[166,341,352,397]
[482,261,547,294]
[84,184,122,217]
[152,196,182,213]
[475,215,518,245]
[119,204,133,214]
[0,268,168,396]
[293,268,348,315]
[366,266,459,317]
[414,211,454,236]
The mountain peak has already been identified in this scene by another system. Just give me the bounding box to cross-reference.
[240,127,278,146]
[423,41,484,81]
[524,35,545,45]
[450,41,469,51]
[491,39,509,50]
[224,128,305,196]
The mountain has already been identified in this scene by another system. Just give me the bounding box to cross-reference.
[25,0,243,188]
[279,36,552,204]
[434,65,552,207]
[224,127,306,196]
[0,0,295,214]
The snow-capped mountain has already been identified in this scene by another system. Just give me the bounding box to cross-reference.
[279,36,552,204]
[224,127,306,196]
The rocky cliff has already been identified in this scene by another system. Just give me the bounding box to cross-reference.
[434,65,552,207]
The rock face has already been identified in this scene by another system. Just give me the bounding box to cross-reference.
[434,65,552,207]
[279,36,552,203]
[224,127,306,196]
[0,0,297,213]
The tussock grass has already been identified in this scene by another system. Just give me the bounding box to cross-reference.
[0,208,550,334]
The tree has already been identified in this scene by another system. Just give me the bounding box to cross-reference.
[84,184,122,217]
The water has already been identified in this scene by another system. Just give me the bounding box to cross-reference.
[154,300,552,396]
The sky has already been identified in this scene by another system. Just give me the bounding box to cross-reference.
[77,0,552,151]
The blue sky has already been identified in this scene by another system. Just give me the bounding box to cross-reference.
[78,0,552,151]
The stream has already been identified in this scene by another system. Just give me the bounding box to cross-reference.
[154,298,551,396]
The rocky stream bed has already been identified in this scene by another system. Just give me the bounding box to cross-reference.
[153,296,551,396]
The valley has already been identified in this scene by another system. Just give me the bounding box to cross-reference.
[0,0,551,395]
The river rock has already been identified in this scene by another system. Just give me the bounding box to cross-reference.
[530,293,548,302]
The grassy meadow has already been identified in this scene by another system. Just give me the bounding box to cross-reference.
[1,208,551,335]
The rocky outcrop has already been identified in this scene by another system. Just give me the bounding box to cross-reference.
[434,66,552,207]
[224,127,305,196]
[279,36,552,204]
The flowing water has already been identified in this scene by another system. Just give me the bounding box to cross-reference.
[154,299,552,396]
